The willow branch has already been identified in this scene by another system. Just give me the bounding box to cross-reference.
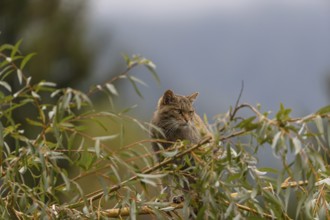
[96,180,309,218]
[68,136,212,208]
[230,180,308,198]
[99,199,276,219]
[88,62,138,96]
[229,80,244,121]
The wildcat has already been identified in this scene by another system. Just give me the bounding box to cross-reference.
[150,90,211,203]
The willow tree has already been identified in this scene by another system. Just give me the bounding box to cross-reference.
[0,41,329,219]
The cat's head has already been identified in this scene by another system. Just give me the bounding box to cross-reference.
[156,90,199,127]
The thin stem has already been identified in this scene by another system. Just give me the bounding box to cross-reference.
[68,136,212,208]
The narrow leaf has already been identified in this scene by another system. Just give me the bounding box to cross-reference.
[105,83,118,96]
[292,137,302,155]
[19,166,27,174]
[31,91,40,99]
[93,134,119,141]
[128,76,143,98]
[20,53,37,70]
[130,200,137,220]
[39,81,57,87]
[0,65,12,77]
[26,118,43,127]
[0,81,12,92]
[121,53,130,65]
[136,173,167,179]
[0,44,14,52]
[271,131,281,150]
[129,76,148,87]
[17,69,23,84]
[95,139,100,158]
[11,39,23,58]
[61,172,71,191]
[314,116,324,135]
[145,64,160,85]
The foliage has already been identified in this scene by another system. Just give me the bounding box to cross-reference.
[0,41,330,219]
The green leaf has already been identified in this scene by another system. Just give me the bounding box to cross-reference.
[271,131,281,150]
[17,69,23,84]
[145,62,160,85]
[78,148,96,170]
[98,177,109,201]
[120,104,138,114]
[128,76,143,98]
[196,205,207,220]
[31,91,40,99]
[10,39,23,58]
[136,173,167,179]
[139,178,157,187]
[38,81,57,87]
[0,44,14,52]
[0,121,3,147]
[20,52,37,70]
[95,139,100,157]
[0,80,12,92]
[110,164,121,182]
[130,199,137,220]
[258,167,278,174]
[26,118,43,127]
[61,172,71,191]
[93,135,118,157]
[162,148,178,158]
[292,137,302,155]
[94,134,119,141]
[226,173,241,183]
[276,103,292,122]
[0,69,14,80]
[121,53,130,65]
[316,105,330,115]
[129,75,148,87]
[19,166,27,174]
[91,118,108,131]
[105,83,118,96]
[0,65,12,77]
[314,116,324,135]
[236,116,257,131]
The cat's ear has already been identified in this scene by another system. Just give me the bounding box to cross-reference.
[187,92,199,103]
[162,90,175,105]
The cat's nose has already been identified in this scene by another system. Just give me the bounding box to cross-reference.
[183,115,190,123]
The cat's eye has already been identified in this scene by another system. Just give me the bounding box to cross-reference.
[175,109,183,114]
[189,111,194,115]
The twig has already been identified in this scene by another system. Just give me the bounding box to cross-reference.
[68,136,212,208]
[69,130,249,208]
[229,80,244,121]
[100,204,165,218]
[230,180,308,198]
[97,180,309,218]
[88,62,138,96]
[98,198,276,219]
[224,201,278,220]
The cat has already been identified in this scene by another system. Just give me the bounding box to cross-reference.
[150,89,211,203]
[150,90,211,159]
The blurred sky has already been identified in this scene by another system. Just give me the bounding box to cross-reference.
[85,0,330,121]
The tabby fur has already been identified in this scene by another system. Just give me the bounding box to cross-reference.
[150,89,211,162]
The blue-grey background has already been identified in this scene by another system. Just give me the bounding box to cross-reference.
[86,0,330,169]
[86,0,330,119]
